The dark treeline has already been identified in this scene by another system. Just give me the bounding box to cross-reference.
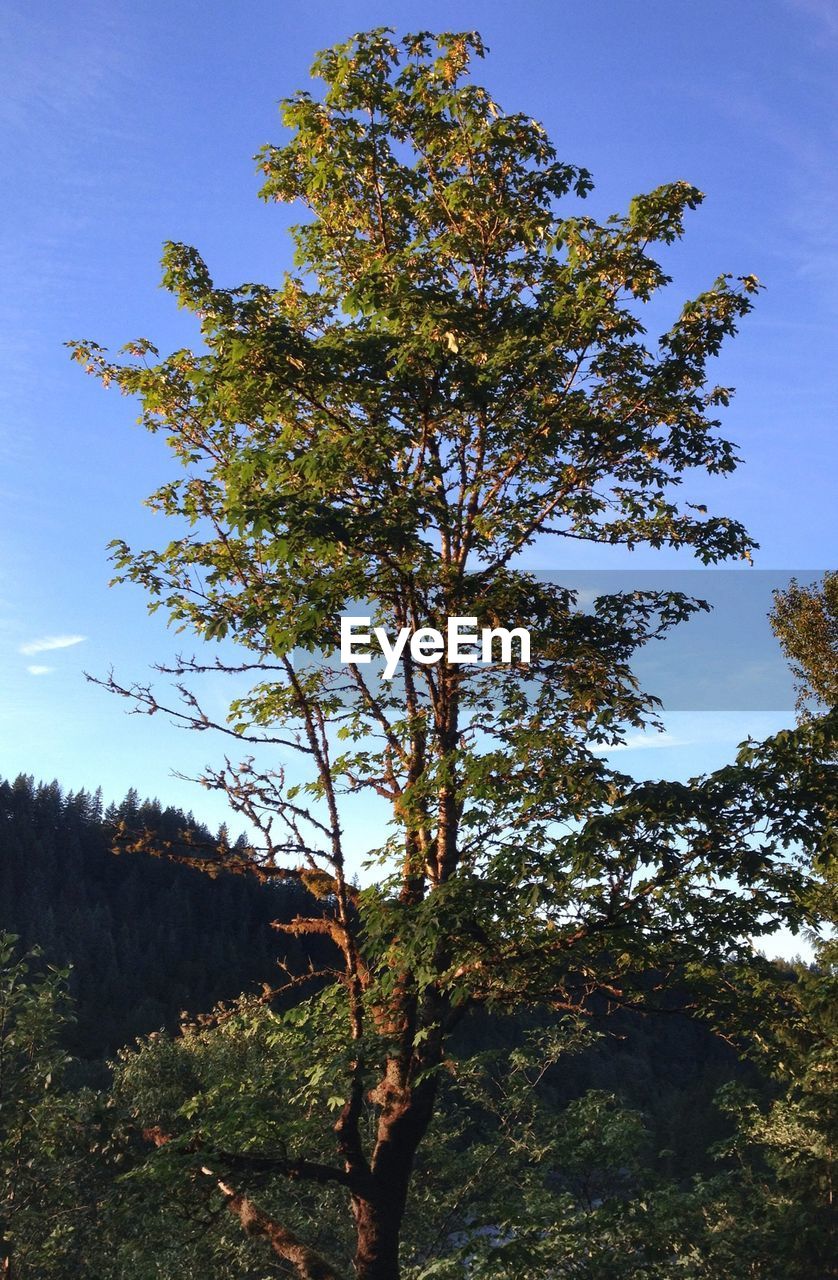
[0,772,757,1177]
[0,774,325,1063]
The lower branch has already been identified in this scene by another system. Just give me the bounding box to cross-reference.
[206,1168,346,1280]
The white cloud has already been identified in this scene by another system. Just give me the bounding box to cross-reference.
[19,634,86,656]
[26,664,53,676]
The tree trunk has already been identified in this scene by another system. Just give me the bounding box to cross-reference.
[352,1063,442,1280]
[352,1192,404,1280]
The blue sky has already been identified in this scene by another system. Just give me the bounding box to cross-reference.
[0,1,835,950]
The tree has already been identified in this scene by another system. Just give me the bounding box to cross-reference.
[771,572,838,719]
[70,29,835,1280]
[0,935,95,1278]
[761,572,837,1269]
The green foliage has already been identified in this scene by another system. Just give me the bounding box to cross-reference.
[106,995,836,1279]
[0,933,830,1277]
[0,935,101,1276]
[771,571,838,719]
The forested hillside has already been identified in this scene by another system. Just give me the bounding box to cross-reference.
[0,775,322,1060]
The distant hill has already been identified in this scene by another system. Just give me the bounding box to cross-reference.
[0,775,324,1061]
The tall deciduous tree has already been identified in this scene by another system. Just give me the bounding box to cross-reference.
[71,30,834,1280]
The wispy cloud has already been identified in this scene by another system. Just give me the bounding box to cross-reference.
[26,664,53,676]
[788,0,838,41]
[19,634,86,656]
